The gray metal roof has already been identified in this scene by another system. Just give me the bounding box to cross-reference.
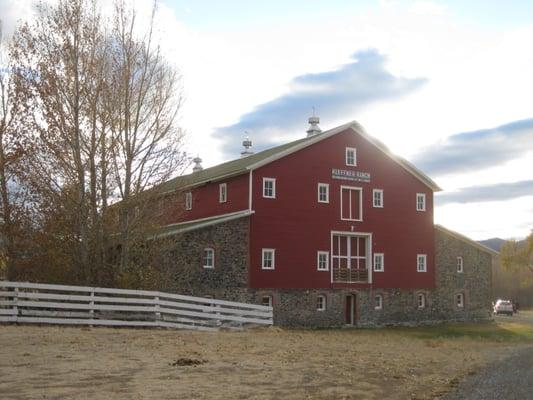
[156,136,312,194]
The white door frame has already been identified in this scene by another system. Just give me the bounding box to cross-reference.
[330,231,373,284]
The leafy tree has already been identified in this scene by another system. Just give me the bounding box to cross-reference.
[0,19,33,279]
[501,231,533,273]
[7,0,188,286]
[11,0,110,283]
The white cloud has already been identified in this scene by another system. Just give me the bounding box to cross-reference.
[0,0,35,38]
[436,180,533,205]
[436,155,533,192]
[213,49,426,158]
[409,1,447,16]
[150,3,533,168]
[412,118,533,177]
[435,197,533,240]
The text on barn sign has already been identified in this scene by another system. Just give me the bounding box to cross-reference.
[331,168,371,183]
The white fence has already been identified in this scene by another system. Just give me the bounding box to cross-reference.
[0,281,273,332]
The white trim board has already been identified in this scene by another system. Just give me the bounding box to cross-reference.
[248,170,253,212]
[151,210,254,239]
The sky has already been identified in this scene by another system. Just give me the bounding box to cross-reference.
[1,0,532,240]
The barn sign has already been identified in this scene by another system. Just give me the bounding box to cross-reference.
[331,168,371,183]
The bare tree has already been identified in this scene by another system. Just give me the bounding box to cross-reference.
[7,0,188,286]
[106,1,187,276]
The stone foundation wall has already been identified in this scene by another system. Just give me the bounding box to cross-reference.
[432,228,493,322]
[244,284,492,328]
[164,220,493,327]
[254,288,438,328]
[159,217,250,298]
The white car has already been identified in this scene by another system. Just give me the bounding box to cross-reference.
[494,300,513,316]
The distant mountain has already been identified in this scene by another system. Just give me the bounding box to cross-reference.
[478,238,506,252]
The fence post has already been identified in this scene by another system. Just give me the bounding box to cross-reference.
[89,290,95,327]
[13,287,19,323]
[215,303,222,327]
[154,295,161,326]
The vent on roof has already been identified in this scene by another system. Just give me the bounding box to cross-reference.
[192,156,203,172]
[306,114,322,137]
[241,133,254,158]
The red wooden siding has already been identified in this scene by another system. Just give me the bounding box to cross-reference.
[249,128,435,290]
[161,173,250,225]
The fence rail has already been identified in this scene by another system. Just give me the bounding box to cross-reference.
[0,281,273,332]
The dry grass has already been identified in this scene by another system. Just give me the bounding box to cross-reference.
[1,316,532,400]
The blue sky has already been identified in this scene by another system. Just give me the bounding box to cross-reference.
[2,0,533,239]
[166,0,533,31]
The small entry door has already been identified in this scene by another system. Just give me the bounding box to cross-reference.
[345,294,357,325]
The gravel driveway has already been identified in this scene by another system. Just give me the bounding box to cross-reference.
[440,312,533,400]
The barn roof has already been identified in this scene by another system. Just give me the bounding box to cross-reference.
[149,210,253,240]
[435,224,500,256]
[155,135,311,194]
[156,121,441,194]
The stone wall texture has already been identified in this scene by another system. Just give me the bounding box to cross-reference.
[432,228,493,322]
[166,220,493,327]
[160,217,250,298]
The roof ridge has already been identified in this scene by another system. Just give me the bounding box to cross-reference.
[154,120,440,194]
[435,224,500,256]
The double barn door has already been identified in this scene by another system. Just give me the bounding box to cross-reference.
[331,234,369,283]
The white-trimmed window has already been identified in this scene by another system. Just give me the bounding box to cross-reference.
[263,178,276,199]
[185,192,192,210]
[373,189,383,208]
[340,186,363,221]
[416,193,426,211]
[457,256,464,273]
[203,248,215,269]
[219,183,227,203]
[262,295,273,307]
[317,295,326,311]
[373,253,384,272]
[318,183,329,203]
[317,251,329,271]
[346,147,357,166]
[375,294,383,310]
[456,293,464,308]
[262,248,275,270]
[417,254,427,272]
[417,293,426,309]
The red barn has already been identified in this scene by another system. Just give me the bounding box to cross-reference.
[151,119,495,327]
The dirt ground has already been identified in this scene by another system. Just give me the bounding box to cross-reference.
[1,316,532,400]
